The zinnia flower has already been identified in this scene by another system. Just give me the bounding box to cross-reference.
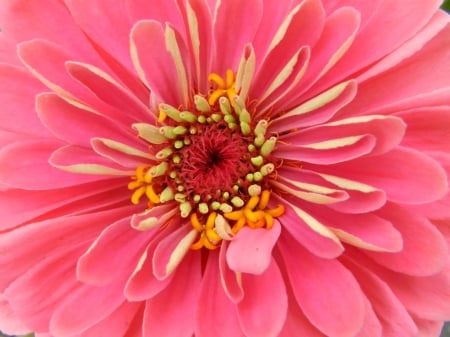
[1,0,450,336]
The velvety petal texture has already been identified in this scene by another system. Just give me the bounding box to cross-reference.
[0,0,449,337]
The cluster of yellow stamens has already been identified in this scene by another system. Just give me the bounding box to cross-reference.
[128,70,285,250]
[208,69,237,106]
[224,190,284,233]
[128,166,160,206]
[190,189,284,249]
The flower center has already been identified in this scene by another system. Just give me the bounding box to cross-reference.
[176,120,250,197]
[129,70,284,249]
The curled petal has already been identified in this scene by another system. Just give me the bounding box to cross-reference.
[226,221,281,275]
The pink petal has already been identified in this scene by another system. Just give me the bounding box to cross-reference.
[312,171,387,214]
[123,306,145,337]
[152,224,198,280]
[77,217,150,286]
[413,316,444,337]
[287,6,361,102]
[306,206,403,253]
[318,0,442,90]
[0,0,99,61]
[277,166,384,215]
[5,246,83,332]
[126,0,183,31]
[49,144,133,176]
[279,287,326,337]
[77,301,142,337]
[0,64,50,137]
[130,203,178,231]
[270,80,357,132]
[345,258,418,337]
[176,0,213,92]
[143,253,201,337]
[18,39,135,125]
[49,279,127,336]
[0,140,101,189]
[64,0,149,103]
[227,221,281,275]
[64,0,132,71]
[213,0,262,74]
[0,34,20,65]
[237,259,287,337]
[90,138,150,169]
[397,107,450,154]
[130,20,190,105]
[411,193,450,221]
[0,179,126,231]
[338,24,450,117]
[355,299,382,337]
[366,258,450,321]
[274,173,349,204]
[281,115,406,156]
[66,61,152,121]
[312,147,448,204]
[251,0,293,61]
[0,294,29,335]
[252,0,325,101]
[196,250,244,337]
[371,86,450,117]
[366,203,448,276]
[276,194,344,259]
[276,134,376,164]
[322,0,380,26]
[0,207,132,291]
[279,234,365,337]
[37,92,131,147]
[219,241,244,303]
[0,130,34,149]
[254,46,311,113]
[124,230,176,301]
[358,11,450,83]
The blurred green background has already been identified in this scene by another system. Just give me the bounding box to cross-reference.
[443,0,450,11]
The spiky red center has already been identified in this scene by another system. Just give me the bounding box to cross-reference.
[176,121,252,199]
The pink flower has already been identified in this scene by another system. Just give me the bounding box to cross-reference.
[0,0,450,336]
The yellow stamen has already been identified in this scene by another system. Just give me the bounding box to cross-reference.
[206,212,217,229]
[208,69,237,106]
[229,190,285,234]
[131,186,146,205]
[128,166,160,206]
[158,110,167,123]
[206,228,221,242]
[190,212,221,250]
[208,73,225,88]
[265,214,274,229]
[232,217,247,234]
[259,190,271,209]
[224,210,244,221]
[190,235,205,250]
[145,186,160,204]
[267,204,285,217]
[190,213,204,232]
[202,235,220,250]
[245,195,260,211]
[226,69,234,87]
